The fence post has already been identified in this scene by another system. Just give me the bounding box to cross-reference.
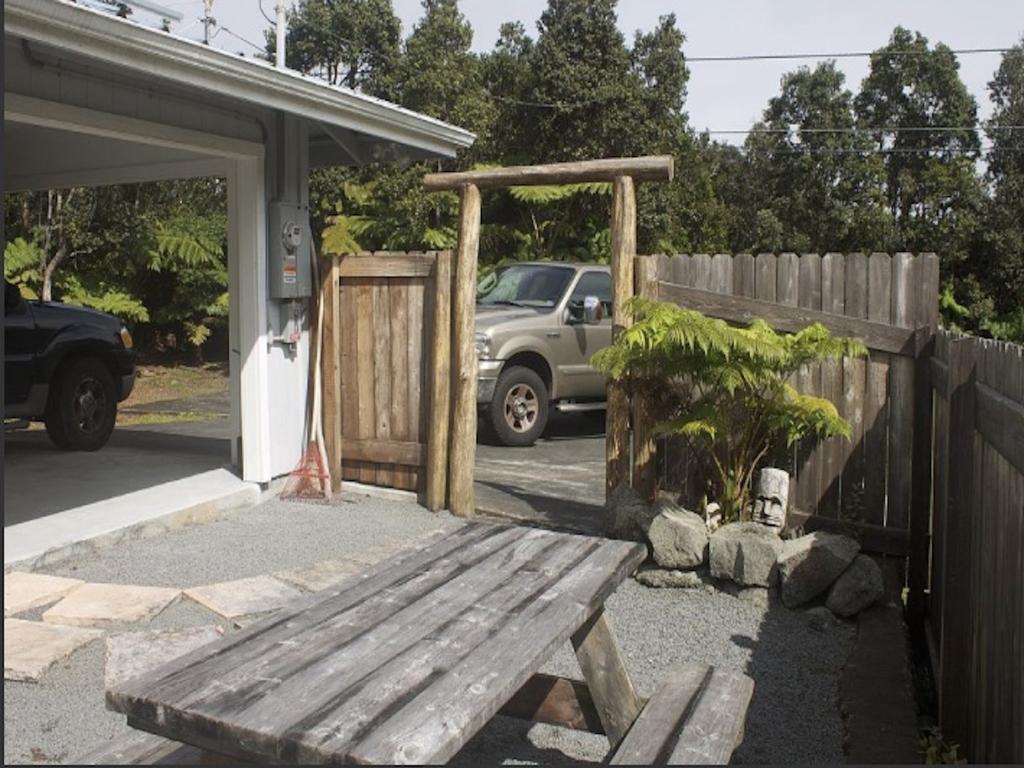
[632,256,658,503]
[425,250,452,512]
[938,337,978,755]
[606,176,636,497]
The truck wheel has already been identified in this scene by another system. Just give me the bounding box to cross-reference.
[489,366,549,447]
[44,358,118,451]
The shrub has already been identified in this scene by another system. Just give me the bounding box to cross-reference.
[593,297,867,521]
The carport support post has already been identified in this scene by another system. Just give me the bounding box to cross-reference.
[606,176,636,498]
[449,184,482,517]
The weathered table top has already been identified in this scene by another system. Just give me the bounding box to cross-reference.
[107,523,646,765]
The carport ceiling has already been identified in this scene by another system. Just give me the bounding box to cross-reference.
[4,122,211,191]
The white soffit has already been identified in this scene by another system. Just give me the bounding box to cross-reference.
[5,0,476,158]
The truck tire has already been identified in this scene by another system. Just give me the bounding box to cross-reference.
[488,366,549,447]
[44,357,118,451]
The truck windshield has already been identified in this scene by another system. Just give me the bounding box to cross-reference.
[477,265,574,308]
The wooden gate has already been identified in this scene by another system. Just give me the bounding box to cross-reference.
[321,251,451,508]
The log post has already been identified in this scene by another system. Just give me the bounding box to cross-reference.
[449,185,482,517]
[606,176,636,497]
[321,255,343,491]
[631,255,658,503]
[425,250,453,511]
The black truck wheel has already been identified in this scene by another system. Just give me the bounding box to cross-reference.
[44,357,118,451]
[488,366,549,447]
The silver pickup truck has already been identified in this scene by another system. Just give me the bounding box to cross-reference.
[475,262,611,446]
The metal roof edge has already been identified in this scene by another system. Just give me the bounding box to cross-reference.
[5,0,477,158]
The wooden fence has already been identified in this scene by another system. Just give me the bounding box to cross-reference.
[320,252,451,508]
[633,253,939,547]
[926,332,1023,764]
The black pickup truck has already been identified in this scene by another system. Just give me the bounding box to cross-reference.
[4,279,136,451]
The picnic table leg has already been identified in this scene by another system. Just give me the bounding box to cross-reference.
[571,606,643,746]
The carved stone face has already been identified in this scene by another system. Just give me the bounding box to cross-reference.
[753,493,786,526]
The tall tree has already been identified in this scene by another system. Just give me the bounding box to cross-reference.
[855,28,984,277]
[744,63,890,253]
[275,0,401,97]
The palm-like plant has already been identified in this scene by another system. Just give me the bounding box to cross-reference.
[593,297,866,520]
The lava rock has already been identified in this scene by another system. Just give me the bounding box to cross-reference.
[635,567,702,589]
[604,484,652,542]
[709,522,785,587]
[645,500,708,569]
[777,532,860,608]
[826,554,885,617]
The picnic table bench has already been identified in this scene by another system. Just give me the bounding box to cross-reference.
[97,522,753,765]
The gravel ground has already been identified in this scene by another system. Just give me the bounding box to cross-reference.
[5,492,855,765]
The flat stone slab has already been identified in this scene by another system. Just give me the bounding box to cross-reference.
[42,583,181,628]
[184,575,305,619]
[274,558,366,592]
[4,572,84,616]
[4,618,103,681]
[105,625,223,690]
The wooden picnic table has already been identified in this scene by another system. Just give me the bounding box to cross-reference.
[106,522,648,764]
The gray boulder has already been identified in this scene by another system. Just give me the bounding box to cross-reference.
[709,522,785,587]
[604,484,651,542]
[805,605,837,632]
[826,554,885,617]
[777,532,860,608]
[645,500,708,569]
[635,567,702,589]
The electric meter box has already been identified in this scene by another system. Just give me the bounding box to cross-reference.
[268,201,312,299]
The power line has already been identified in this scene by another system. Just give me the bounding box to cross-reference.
[705,125,1022,135]
[211,25,264,51]
[760,145,1019,155]
[686,47,1013,63]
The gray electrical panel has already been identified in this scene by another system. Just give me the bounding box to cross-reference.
[268,201,312,299]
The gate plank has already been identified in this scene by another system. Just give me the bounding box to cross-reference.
[819,253,846,515]
[841,253,868,520]
[863,253,892,525]
[373,281,393,488]
[887,253,918,529]
[796,253,822,514]
[389,280,411,490]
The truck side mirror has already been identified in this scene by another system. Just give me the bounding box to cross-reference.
[583,295,603,325]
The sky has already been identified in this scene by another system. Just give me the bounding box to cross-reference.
[149,0,1021,142]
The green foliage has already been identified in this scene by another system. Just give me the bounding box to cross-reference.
[4,238,43,296]
[593,298,865,520]
[59,274,149,322]
[919,726,967,764]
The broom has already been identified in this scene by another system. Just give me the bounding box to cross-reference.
[281,240,333,499]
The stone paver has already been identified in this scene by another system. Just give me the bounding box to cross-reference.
[4,618,103,682]
[105,625,223,690]
[274,558,366,592]
[4,572,84,617]
[184,575,305,619]
[42,583,181,628]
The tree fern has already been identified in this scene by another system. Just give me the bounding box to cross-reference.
[593,298,866,521]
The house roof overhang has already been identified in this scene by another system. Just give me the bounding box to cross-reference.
[4,0,476,160]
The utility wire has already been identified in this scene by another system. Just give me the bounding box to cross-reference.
[211,25,264,51]
[705,125,1022,135]
[686,47,1013,62]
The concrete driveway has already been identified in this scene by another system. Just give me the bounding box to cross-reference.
[474,412,605,534]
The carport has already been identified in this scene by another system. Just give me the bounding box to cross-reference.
[3,0,473,563]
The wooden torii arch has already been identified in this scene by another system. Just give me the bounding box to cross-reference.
[424,156,674,517]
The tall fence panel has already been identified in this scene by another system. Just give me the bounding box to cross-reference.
[928,332,1023,764]
[320,252,452,503]
[637,253,939,540]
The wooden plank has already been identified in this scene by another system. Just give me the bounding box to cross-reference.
[908,253,939,624]
[606,176,637,497]
[841,253,869,521]
[571,607,643,747]
[819,253,846,515]
[499,673,607,734]
[796,254,823,513]
[775,253,800,481]
[341,439,425,467]
[691,253,712,290]
[931,356,950,398]
[339,278,359,482]
[425,251,452,511]
[610,664,754,766]
[733,254,755,298]
[710,253,732,295]
[373,281,393,488]
[887,253,918,531]
[754,253,777,302]
[655,281,920,357]
[423,155,674,191]
[449,184,481,516]
[939,338,979,752]
[671,253,692,287]
[355,281,376,484]
[862,253,892,526]
[389,278,411,490]
[407,275,427,492]
[632,256,659,503]
[337,253,437,278]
